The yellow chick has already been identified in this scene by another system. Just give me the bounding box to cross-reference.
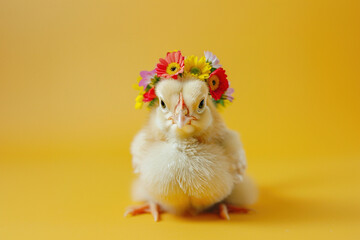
[125,77,257,221]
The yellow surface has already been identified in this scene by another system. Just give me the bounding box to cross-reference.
[1,0,360,239]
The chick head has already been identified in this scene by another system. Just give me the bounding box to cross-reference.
[154,78,213,137]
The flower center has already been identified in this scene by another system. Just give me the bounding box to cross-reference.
[207,75,220,91]
[166,62,181,75]
[190,67,201,75]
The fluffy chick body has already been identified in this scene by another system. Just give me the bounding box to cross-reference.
[130,78,256,215]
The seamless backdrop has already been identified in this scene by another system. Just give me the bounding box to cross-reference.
[0,0,359,239]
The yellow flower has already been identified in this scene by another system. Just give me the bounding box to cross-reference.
[135,94,144,109]
[132,77,143,91]
[184,55,211,80]
[133,77,145,109]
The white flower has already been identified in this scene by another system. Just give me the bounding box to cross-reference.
[204,51,221,69]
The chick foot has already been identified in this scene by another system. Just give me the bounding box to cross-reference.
[217,203,251,220]
[124,202,162,222]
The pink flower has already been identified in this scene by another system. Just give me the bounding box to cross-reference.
[139,69,156,88]
[225,87,234,102]
[156,51,184,79]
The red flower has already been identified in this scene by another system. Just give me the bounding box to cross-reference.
[207,68,229,100]
[143,87,156,102]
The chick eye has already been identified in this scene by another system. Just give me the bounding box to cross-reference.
[160,100,166,109]
[198,99,205,109]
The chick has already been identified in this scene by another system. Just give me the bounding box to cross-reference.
[125,77,257,221]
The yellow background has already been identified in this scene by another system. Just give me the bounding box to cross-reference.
[1,0,359,239]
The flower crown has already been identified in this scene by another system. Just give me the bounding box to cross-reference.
[133,51,234,109]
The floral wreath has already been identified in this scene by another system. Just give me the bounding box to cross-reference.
[133,51,234,109]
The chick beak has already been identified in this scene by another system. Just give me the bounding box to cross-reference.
[174,93,191,129]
